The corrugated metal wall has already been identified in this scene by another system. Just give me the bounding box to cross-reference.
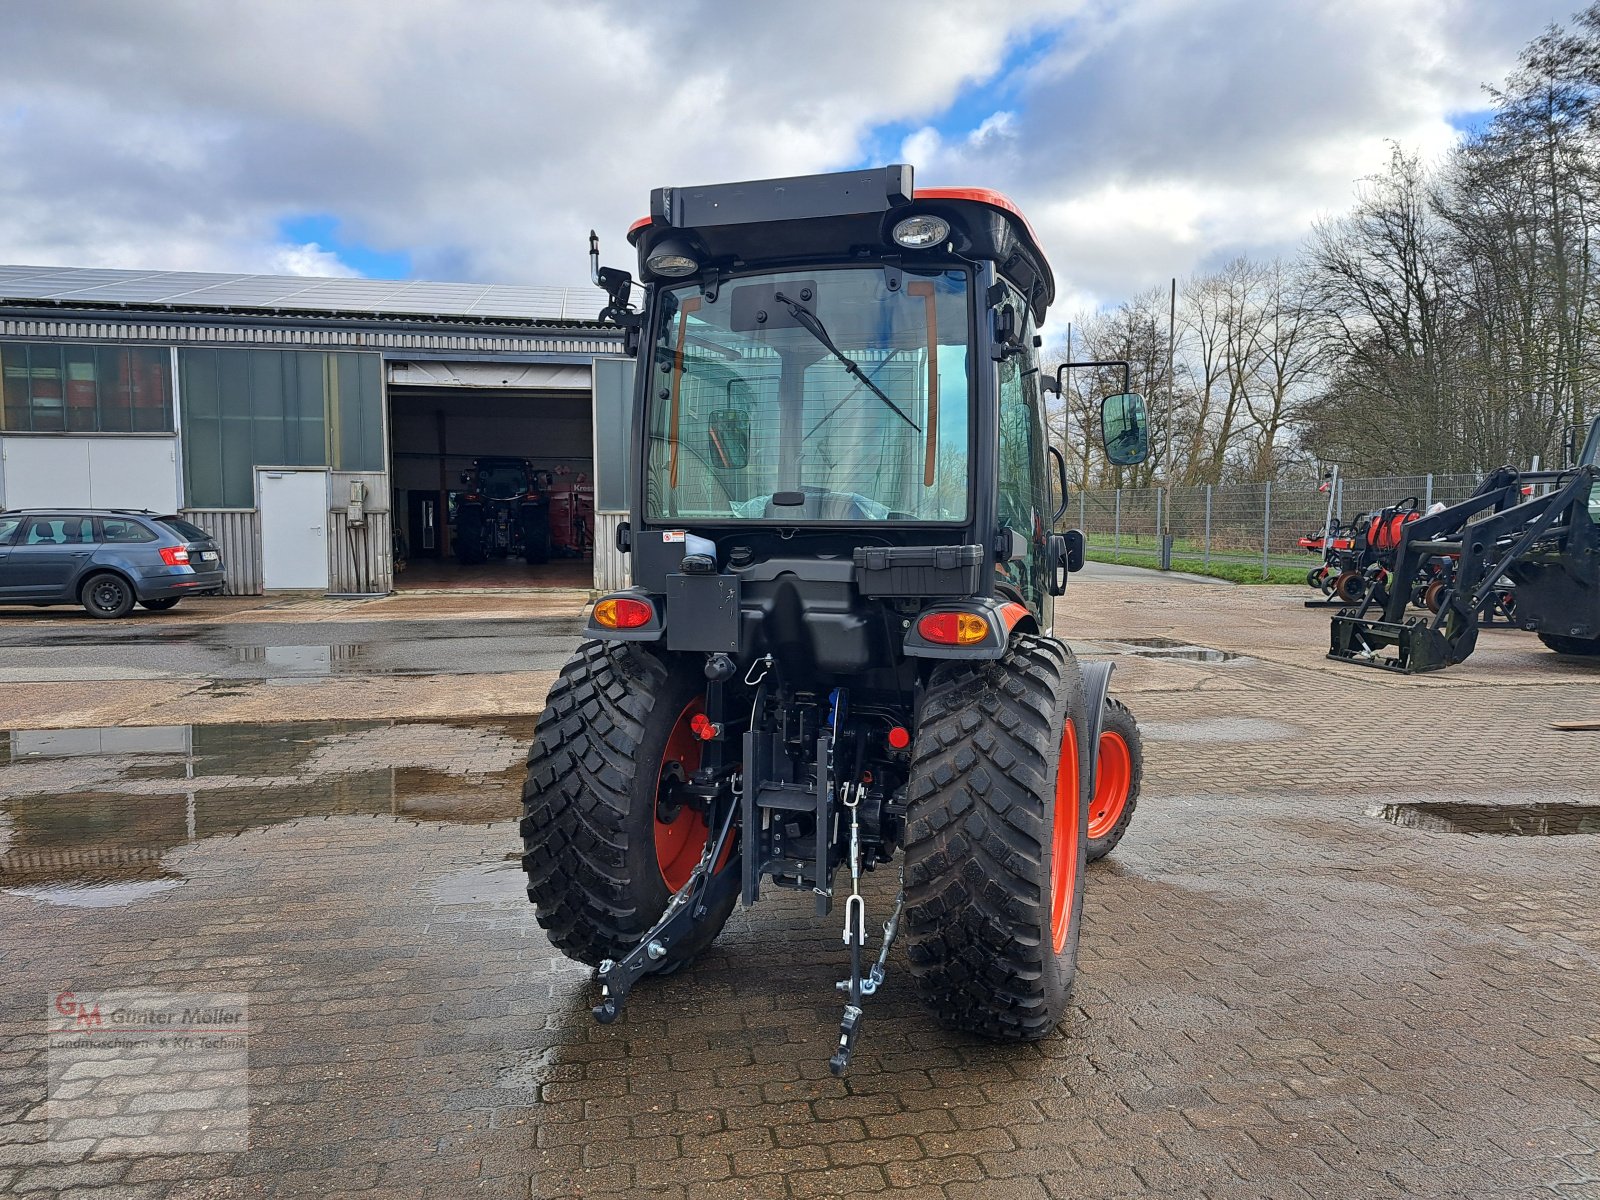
[182,509,261,595]
[327,509,393,595]
[593,513,630,592]
[328,471,393,594]
[185,473,392,597]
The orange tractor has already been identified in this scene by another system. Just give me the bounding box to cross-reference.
[521,166,1147,1072]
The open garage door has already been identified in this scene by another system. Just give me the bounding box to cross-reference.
[388,363,594,590]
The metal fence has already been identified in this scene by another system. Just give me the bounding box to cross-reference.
[1074,472,1486,577]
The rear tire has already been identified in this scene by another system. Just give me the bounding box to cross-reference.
[1087,699,1142,862]
[81,573,135,619]
[1538,631,1600,656]
[520,640,736,968]
[139,598,181,612]
[903,635,1089,1041]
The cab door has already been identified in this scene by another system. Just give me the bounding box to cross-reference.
[6,515,100,601]
[995,305,1050,621]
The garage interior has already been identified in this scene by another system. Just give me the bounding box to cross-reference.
[388,363,595,590]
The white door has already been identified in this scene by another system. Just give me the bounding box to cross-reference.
[257,469,329,590]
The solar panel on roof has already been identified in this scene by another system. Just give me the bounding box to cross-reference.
[0,263,595,321]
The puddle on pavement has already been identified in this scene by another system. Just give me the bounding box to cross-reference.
[0,716,538,903]
[5,879,186,908]
[233,643,367,675]
[1103,636,1243,663]
[1372,802,1600,836]
[6,725,194,759]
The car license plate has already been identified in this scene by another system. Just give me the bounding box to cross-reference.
[200,551,218,562]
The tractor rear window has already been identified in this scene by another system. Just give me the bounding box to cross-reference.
[473,464,528,500]
[645,268,971,523]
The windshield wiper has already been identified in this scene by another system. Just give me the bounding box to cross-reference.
[805,348,907,442]
[773,291,920,432]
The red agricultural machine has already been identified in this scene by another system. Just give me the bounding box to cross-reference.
[1300,515,1363,602]
[520,166,1148,1073]
[1300,499,1425,607]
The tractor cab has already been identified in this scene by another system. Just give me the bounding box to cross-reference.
[592,165,1147,666]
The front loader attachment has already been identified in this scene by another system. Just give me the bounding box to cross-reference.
[1329,611,1474,674]
[1326,464,1599,675]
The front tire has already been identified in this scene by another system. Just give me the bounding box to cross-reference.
[903,635,1089,1041]
[82,573,135,619]
[520,640,736,968]
[1086,699,1142,861]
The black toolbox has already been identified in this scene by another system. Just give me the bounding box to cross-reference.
[851,544,984,597]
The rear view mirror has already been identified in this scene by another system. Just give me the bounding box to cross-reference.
[1100,392,1150,466]
[707,408,750,470]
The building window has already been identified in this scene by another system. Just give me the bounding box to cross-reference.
[0,343,174,433]
[178,348,383,509]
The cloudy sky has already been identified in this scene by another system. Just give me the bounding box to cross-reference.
[0,0,1579,316]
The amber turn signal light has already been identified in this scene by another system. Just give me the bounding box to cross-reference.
[593,597,653,629]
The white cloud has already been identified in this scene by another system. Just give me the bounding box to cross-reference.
[267,243,359,277]
[0,0,1575,312]
[910,0,1575,311]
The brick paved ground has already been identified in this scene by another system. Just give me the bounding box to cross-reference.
[1,581,1597,1199]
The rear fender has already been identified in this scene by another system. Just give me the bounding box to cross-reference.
[1079,660,1115,796]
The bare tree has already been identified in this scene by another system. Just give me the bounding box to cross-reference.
[1241,259,1323,479]
[1044,287,1177,488]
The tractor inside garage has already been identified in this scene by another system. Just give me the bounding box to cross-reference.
[387,362,595,590]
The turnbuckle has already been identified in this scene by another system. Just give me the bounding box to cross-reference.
[829,783,904,1076]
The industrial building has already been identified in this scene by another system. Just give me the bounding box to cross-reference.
[0,264,634,596]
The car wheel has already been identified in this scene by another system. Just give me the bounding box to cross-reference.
[82,573,136,619]
[139,598,181,612]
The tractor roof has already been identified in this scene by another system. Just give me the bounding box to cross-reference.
[627,166,1055,323]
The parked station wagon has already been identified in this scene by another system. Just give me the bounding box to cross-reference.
[0,509,224,617]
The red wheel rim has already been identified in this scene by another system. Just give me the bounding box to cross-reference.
[654,699,710,891]
[1088,731,1132,840]
[1048,719,1081,954]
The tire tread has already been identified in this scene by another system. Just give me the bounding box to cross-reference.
[903,635,1083,1041]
